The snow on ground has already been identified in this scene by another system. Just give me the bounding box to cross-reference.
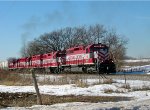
[0,84,118,96]
[1,78,150,110]
[36,74,63,82]
[121,64,150,73]
[2,99,150,110]
[0,79,150,98]
[19,74,63,82]
[123,64,150,70]
[122,59,150,72]
[124,59,150,63]
[147,72,150,75]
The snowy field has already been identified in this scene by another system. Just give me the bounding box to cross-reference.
[124,59,150,63]
[0,79,150,97]
[122,59,150,74]
[0,77,150,110]
[122,64,150,72]
[3,100,150,110]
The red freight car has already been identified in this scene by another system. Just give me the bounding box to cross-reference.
[41,51,66,73]
[66,45,86,66]
[42,52,60,68]
[17,57,27,68]
[8,59,18,70]
[31,55,42,68]
[8,60,15,69]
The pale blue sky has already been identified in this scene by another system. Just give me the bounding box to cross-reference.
[0,1,150,61]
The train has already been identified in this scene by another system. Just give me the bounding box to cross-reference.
[8,43,116,74]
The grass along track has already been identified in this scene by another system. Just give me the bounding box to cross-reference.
[1,70,150,86]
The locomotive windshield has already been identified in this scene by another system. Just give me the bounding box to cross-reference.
[90,47,108,53]
[94,48,108,52]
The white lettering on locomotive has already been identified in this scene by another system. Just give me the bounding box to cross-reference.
[66,53,89,61]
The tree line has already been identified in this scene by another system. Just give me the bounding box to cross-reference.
[19,24,128,69]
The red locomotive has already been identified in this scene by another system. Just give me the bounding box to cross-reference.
[8,43,116,74]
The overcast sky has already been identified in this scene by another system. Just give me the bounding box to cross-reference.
[0,1,150,61]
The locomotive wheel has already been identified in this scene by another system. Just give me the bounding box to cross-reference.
[50,68,55,73]
[82,67,87,73]
[54,68,59,74]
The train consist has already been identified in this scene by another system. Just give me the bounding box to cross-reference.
[8,43,116,74]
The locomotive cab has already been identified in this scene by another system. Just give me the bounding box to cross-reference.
[86,43,116,74]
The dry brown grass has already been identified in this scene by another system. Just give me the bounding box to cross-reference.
[120,83,131,89]
[0,70,116,88]
[75,80,89,88]
[0,70,32,86]
[91,79,115,86]
[114,89,126,93]
[103,79,115,84]
[132,85,150,91]
[0,92,132,108]
[103,89,114,93]
[0,70,89,87]
[38,74,89,87]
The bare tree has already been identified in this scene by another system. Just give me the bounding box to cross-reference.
[102,30,128,69]
[20,24,128,71]
[62,27,74,48]
[88,24,106,43]
[72,26,91,46]
[25,39,44,56]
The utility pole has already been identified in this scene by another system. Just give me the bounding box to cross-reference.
[31,69,42,105]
